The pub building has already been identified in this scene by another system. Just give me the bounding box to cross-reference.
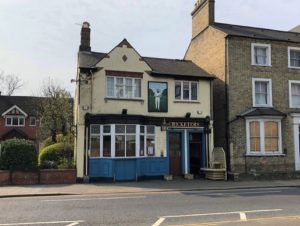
[74,22,215,181]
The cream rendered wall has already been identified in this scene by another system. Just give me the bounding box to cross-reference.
[75,44,212,177]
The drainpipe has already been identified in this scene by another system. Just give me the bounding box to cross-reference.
[225,37,231,171]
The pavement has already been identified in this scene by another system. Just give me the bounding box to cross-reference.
[1,178,300,198]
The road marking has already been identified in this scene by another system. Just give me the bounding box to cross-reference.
[152,217,166,226]
[0,220,84,226]
[239,212,247,221]
[162,209,282,218]
[41,195,146,202]
[203,190,282,196]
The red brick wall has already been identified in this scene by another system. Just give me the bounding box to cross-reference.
[0,171,10,185]
[40,169,77,184]
[11,171,39,185]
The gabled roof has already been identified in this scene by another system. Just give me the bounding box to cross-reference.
[0,96,45,116]
[78,39,214,79]
[290,25,300,33]
[1,105,28,117]
[238,108,286,118]
[213,22,300,43]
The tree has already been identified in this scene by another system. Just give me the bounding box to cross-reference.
[37,80,73,143]
[0,71,23,96]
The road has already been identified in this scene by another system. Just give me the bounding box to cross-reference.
[0,187,300,225]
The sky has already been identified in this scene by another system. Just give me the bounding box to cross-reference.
[0,0,300,97]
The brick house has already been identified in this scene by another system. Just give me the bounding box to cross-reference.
[74,22,215,181]
[0,95,43,147]
[185,0,300,177]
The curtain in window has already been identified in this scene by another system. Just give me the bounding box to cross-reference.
[264,121,278,152]
[106,77,114,97]
[191,83,198,100]
[255,81,268,105]
[250,121,260,152]
[175,82,181,99]
[183,82,189,100]
[116,78,124,97]
[125,78,133,98]
[255,47,267,65]
[134,79,141,98]
[291,50,300,67]
[291,83,300,106]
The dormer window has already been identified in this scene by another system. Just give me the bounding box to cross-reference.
[251,43,271,66]
[6,116,25,127]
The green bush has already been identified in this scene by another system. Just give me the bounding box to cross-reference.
[39,142,74,169]
[0,139,38,170]
[40,134,66,150]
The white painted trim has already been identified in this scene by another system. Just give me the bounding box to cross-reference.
[1,105,28,117]
[174,80,199,101]
[29,116,36,126]
[292,116,300,171]
[288,47,300,69]
[246,118,282,155]
[184,130,188,174]
[252,78,273,107]
[5,115,25,127]
[289,80,300,108]
[251,43,272,66]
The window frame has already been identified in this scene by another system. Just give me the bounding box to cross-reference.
[288,47,300,69]
[246,118,282,156]
[5,116,26,127]
[174,80,199,102]
[89,124,156,159]
[252,78,273,107]
[289,80,300,108]
[251,43,272,66]
[105,76,142,100]
[29,117,37,126]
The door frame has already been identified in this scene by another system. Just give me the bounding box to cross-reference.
[187,129,206,174]
[292,114,300,171]
[167,129,185,176]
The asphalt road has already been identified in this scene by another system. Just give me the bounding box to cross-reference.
[0,187,300,226]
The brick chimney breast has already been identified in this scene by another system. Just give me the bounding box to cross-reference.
[191,0,215,39]
[79,21,91,52]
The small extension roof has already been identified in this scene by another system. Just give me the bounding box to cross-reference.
[213,22,300,43]
[238,108,286,118]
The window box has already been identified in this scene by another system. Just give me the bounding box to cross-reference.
[252,78,272,107]
[288,47,300,69]
[251,43,272,66]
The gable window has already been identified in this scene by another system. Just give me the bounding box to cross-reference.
[175,81,198,101]
[251,43,271,66]
[289,80,300,108]
[252,78,272,107]
[246,119,282,155]
[5,116,25,127]
[29,117,36,126]
[106,76,142,99]
[288,47,300,69]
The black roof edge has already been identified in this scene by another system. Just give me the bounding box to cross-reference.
[151,71,216,80]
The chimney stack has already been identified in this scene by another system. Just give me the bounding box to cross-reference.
[79,21,91,52]
[191,0,215,38]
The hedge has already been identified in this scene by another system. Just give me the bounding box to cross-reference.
[39,142,74,169]
[0,139,38,170]
[40,134,66,150]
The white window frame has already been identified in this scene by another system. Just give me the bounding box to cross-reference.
[246,118,282,155]
[89,124,156,159]
[252,78,272,107]
[288,47,300,69]
[105,76,142,100]
[251,43,272,66]
[5,116,25,127]
[289,80,300,108]
[29,117,37,126]
[174,80,199,101]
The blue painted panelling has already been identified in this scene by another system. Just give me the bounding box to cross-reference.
[114,159,136,181]
[89,159,114,177]
[89,157,168,180]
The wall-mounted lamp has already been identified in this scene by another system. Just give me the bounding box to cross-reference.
[185,112,191,118]
[161,118,167,131]
[122,109,128,115]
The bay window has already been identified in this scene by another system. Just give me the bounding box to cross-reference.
[89,124,156,158]
[246,119,282,155]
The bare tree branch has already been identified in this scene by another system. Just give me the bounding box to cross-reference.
[0,71,23,96]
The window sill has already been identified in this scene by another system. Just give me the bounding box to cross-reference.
[173,100,200,104]
[244,153,285,157]
[105,97,144,103]
[253,105,273,108]
[251,64,272,67]
[5,125,25,127]
[288,66,300,70]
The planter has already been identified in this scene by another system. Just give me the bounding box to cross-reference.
[0,170,10,186]
[12,171,39,185]
[40,169,77,184]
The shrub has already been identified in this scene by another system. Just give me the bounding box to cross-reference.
[40,134,66,150]
[39,142,74,169]
[0,139,38,170]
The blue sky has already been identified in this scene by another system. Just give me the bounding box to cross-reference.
[0,0,299,96]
